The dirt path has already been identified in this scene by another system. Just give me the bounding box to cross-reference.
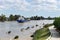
[49,26,60,40]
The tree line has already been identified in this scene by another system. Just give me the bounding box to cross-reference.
[0,14,55,22]
[0,14,20,22]
[29,16,55,20]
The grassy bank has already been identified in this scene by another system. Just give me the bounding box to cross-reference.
[44,24,53,28]
[32,27,51,40]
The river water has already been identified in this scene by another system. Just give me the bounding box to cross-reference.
[0,20,54,40]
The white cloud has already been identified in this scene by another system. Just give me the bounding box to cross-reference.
[0,5,5,9]
[0,0,59,12]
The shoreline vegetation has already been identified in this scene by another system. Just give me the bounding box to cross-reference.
[31,17,60,40]
[31,24,53,40]
[53,17,60,33]
[32,28,51,40]
[0,14,55,22]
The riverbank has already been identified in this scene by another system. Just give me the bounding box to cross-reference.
[32,24,53,40]
[32,28,51,40]
[0,20,53,40]
[49,26,60,40]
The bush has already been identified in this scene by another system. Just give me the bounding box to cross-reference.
[53,17,60,30]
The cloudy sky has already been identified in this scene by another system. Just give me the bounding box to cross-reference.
[0,0,60,17]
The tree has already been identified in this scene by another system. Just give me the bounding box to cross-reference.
[14,15,20,20]
[30,16,45,20]
[48,16,52,20]
[9,14,14,21]
[48,16,51,19]
[53,17,60,30]
[40,16,44,19]
[0,14,6,22]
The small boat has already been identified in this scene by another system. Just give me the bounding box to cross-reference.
[17,17,30,23]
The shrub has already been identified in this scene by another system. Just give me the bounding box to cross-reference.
[53,17,60,30]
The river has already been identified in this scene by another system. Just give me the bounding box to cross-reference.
[0,20,54,40]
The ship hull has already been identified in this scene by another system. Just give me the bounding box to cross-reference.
[17,20,29,23]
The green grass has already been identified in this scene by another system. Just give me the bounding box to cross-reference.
[32,28,51,40]
[44,24,53,28]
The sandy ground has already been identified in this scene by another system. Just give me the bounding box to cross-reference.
[49,26,60,40]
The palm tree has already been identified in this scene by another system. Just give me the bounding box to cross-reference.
[0,14,6,22]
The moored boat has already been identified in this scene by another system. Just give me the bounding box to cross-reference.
[17,17,30,23]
